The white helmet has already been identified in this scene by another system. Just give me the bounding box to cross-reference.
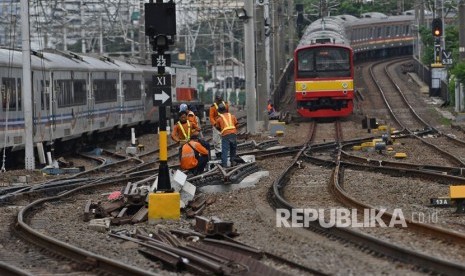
[179,103,188,112]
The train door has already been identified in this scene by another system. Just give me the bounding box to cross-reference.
[91,71,119,132]
[33,70,51,143]
[1,70,23,148]
[52,71,74,138]
[69,71,88,136]
[88,72,95,127]
[121,72,144,126]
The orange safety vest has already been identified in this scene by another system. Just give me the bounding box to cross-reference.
[218,113,236,134]
[180,141,208,170]
[180,143,198,170]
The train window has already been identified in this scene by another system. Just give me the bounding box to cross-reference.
[353,29,358,41]
[296,47,351,78]
[94,79,117,103]
[56,80,69,107]
[123,80,141,100]
[17,79,21,111]
[386,26,390,37]
[40,80,50,110]
[2,78,16,111]
[56,79,86,107]
[377,27,382,38]
[297,50,314,72]
[73,80,86,105]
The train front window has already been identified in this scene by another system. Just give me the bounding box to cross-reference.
[297,47,351,78]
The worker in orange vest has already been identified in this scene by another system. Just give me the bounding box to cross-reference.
[171,111,199,144]
[215,103,238,167]
[209,94,229,159]
[179,135,209,175]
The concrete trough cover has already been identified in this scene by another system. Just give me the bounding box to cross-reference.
[199,171,269,193]
[265,145,287,150]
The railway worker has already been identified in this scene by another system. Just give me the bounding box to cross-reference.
[179,134,209,176]
[209,95,229,159]
[181,103,203,138]
[171,111,200,144]
[215,103,238,167]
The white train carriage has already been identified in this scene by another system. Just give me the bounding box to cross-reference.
[0,48,150,151]
[0,47,199,157]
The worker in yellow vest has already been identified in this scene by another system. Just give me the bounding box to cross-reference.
[215,103,238,167]
[171,111,199,144]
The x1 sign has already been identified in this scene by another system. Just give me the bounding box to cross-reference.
[152,75,172,106]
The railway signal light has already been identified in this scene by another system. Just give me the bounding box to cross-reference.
[432,18,442,37]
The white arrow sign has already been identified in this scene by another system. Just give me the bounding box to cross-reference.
[154,90,170,104]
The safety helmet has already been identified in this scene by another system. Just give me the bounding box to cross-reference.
[215,94,222,101]
[179,103,188,112]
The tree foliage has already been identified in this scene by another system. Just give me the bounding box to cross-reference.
[452,63,465,85]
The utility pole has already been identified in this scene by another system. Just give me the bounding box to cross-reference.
[457,0,465,112]
[80,0,86,53]
[99,15,103,54]
[21,0,34,170]
[459,0,465,61]
[244,0,257,134]
[256,3,267,125]
[139,0,146,63]
[221,20,227,101]
[270,0,278,91]
[287,0,295,59]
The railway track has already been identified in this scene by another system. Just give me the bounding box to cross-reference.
[269,121,465,275]
[369,58,465,168]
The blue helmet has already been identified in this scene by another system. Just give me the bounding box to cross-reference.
[179,103,188,112]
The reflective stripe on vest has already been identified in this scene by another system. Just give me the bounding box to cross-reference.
[178,120,191,142]
[219,113,235,134]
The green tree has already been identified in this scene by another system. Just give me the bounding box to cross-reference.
[419,25,434,65]
[452,63,465,85]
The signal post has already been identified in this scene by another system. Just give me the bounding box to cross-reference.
[430,18,448,98]
[145,0,180,220]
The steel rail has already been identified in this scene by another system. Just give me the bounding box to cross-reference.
[270,122,465,275]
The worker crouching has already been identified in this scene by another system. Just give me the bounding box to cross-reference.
[179,135,209,175]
